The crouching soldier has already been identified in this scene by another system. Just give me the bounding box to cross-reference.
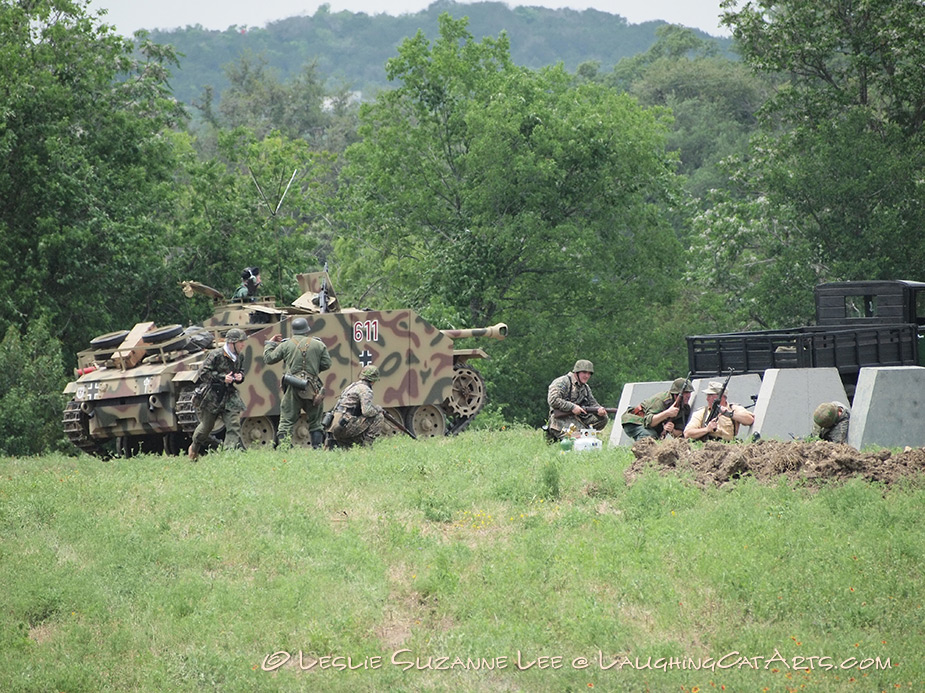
[812,401,851,444]
[544,359,609,442]
[324,365,385,449]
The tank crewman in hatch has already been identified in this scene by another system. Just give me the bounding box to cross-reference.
[232,266,261,301]
[188,328,247,460]
[812,401,851,444]
[544,359,609,442]
[683,380,755,442]
[324,365,385,449]
[263,317,331,449]
[621,377,693,441]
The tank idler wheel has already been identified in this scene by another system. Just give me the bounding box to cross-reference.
[290,415,313,447]
[381,407,406,437]
[405,405,447,438]
[446,366,487,418]
[241,416,275,448]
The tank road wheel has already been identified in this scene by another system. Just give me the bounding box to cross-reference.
[380,407,406,438]
[445,366,487,419]
[241,417,275,448]
[405,405,447,438]
[90,330,130,349]
[62,400,108,459]
[142,324,184,344]
[290,415,313,447]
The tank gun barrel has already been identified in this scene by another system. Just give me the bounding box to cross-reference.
[440,322,508,341]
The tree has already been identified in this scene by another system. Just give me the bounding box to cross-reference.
[0,0,186,358]
[338,15,688,422]
[692,0,925,328]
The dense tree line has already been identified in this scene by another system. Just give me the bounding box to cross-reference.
[2,0,922,454]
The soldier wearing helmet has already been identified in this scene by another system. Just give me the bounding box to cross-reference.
[232,266,262,301]
[812,401,850,444]
[621,376,693,441]
[544,359,609,443]
[263,317,331,449]
[325,365,385,449]
[188,327,248,460]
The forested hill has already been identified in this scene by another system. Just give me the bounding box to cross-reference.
[145,0,731,105]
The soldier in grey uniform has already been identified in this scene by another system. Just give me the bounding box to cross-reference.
[325,365,385,449]
[188,328,247,460]
[812,401,851,443]
[545,359,609,442]
[263,317,331,448]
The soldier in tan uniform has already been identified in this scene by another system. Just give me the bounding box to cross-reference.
[325,365,385,449]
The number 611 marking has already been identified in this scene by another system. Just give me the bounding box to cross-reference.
[353,319,379,342]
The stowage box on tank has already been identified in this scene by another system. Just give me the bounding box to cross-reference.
[63,270,507,457]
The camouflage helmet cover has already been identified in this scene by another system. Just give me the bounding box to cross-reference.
[360,365,380,382]
[225,328,246,343]
[572,359,594,374]
[669,377,694,395]
[291,317,310,335]
[813,402,838,429]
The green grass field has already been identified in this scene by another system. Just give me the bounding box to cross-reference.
[2,427,922,692]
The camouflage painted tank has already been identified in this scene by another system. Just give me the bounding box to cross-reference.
[62,269,507,457]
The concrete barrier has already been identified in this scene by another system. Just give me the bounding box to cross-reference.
[849,366,925,449]
[752,368,848,442]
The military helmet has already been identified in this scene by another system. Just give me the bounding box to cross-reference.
[669,377,694,395]
[291,317,310,335]
[225,328,246,343]
[241,266,260,286]
[813,402,838,429]
[572,359,594,374]
[360,365,380,382]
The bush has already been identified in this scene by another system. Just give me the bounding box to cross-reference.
[0,318,69,456]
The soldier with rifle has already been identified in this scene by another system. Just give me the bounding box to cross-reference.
[621,376,693,441]
[544,359,610,443]
[684,372,754,442]
[188,328,247,460]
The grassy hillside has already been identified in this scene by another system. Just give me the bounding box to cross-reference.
[2,427,921,691]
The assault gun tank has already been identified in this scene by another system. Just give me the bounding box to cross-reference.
[62,269,507,457]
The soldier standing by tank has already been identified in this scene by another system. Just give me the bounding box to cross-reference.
[188,328,247,460]
[325,365,385,449]
[263,317,331,449]
[621,377,693,441]
[812,401,851,443]
[232,266,261,301]
[545,359,609,442]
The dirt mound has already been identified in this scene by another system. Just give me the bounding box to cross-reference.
[624,437,925,488]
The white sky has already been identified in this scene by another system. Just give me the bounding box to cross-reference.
[85,0,731,38]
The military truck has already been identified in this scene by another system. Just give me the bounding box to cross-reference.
[63,270,507,457]
[686,280,925,398]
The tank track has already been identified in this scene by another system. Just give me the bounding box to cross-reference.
[175,388,200,433]
[62,400,108,458]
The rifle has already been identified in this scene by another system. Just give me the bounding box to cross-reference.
[660,371,692,439]
[319,261,329,314]
[551,407,618,419]
[383,409,416,439]
[703,368,735,426]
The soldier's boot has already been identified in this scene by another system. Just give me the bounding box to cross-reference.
[188,444,199,461]
[310,430,324,449]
